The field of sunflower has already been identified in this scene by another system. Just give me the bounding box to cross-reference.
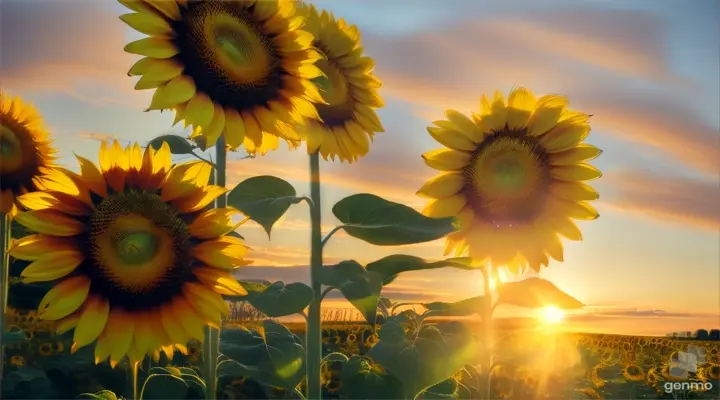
[3,1,713,400]
[3,304,719,399]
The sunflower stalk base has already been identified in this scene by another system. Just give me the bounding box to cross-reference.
[202,137,228,400]
[306,151,323,400]
[0,213,9,384]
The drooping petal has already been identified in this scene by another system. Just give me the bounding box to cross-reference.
[192,235,250,269]
[72,296,111,353]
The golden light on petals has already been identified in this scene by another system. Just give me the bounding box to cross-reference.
[0,91,56,216]
[12,139,251,364]
[294,3,385,163]
[418,87,602,272]
[120,0,324,154]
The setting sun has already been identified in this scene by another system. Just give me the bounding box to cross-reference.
[540,306,566,325]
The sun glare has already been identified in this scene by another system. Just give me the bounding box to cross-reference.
[540,306,565,325]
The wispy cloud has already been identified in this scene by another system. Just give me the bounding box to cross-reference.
[76,131,120,142]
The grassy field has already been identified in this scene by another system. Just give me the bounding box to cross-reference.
[3,306,719,399]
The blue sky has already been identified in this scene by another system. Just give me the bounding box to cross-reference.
[1,0,718,335]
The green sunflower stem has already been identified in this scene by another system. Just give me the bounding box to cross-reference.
[0,212,9,382]
[481,263,494,400]
[202,136,227,400]
[306,151,323,400]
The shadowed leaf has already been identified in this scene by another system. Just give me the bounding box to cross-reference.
[246,281,314,318]
[147,134,196,155]
[227,176,297,237]
[332,194,455,246]
[366,255,474,285]
[319,260,383,326]
[219,320,305,390]
[140,372,189,399]
[367,321,479,398]
[497,277,584,309]
[423,296,485,317]
[341,355,405,399]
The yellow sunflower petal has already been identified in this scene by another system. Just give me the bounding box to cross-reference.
[173,297,206,340]
[416,172,466,199]
[184,92,214,130]
[124,37,179,59]
[9,234,78,261]
[94,331,112,364]
[526,95,568,136]
[183,282,230,316]
[539,119,591,153]
[188,208,243,239]
[421,148,471,171]
[444,109,484,142]
[119,12,173,36]
[105,309,135,367]
[14,210,86,236]
[427,125,477,151]
[75,154,108,197]
[56,313,81,335]
[39,276,91,321]
[547,198,600,221]
[550,144,603,165]
[200,104,226,149]
[161,303,190,345]
[193,267,249,296]
[15,192,91,216]
[147,75,196,111]
[192,235,249,269]
[144,0,181,20]
[506,87,536,129]
[224,108,246,151]
[171,185,227,213]
[421,195,467,218]
[72,296,110,353]
[161,161,213,202]
[543,233,565,262]
[20,250,84,283]
[549,181,599,201]
[550,164,602,182]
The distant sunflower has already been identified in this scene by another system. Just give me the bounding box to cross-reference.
[295,3,384,162]
[418,87,602,272]
[120,0,325,154]
[0,91,56,216]
[9,140,250,366]
[621,364,645,382]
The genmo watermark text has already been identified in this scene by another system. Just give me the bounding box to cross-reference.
[663,381,714,394]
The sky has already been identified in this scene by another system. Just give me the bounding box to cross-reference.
[1,0,718,336]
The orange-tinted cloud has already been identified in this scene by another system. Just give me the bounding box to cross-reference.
[601,170,720,230]
[76,132,120,142]
[362,12,718,174]
[0,1,146,107]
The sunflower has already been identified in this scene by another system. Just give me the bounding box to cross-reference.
[0,91,56,216]
[621,363,645,382]
[8,140,250,366]
[418,87,602,272]
[295,3,384,162]
[119,0,325,154]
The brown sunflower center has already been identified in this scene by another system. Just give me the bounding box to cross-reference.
[0,120,43,191]
[464,129,550,226]
[84,191,194,311]
[173,1,283,110]
[312,56,355,126]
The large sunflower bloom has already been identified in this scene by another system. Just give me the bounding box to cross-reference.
[418,87,602,272]
[120,0,325,154]
[295,3,384,162]
[0,91,56,216]
[9,140,250,366]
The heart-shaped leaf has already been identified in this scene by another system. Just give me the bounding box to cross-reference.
[76,390,119,400]
[219,320,305,389]
[367,321,479,398]
[140,373,189,399]
[222,279,270,302]
[366,255,474,285]
[245,281,314,318]
[147,134,196,155]
[319,261,383,326]
[227,176,298,237]
[341,355,405,399]
[423,296,485,317]
[496,277,584,309]
[332,194,456,246]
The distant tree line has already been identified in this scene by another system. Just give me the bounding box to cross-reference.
[667,329,720,341]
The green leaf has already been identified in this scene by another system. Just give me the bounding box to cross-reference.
[423,296,485,317]
[226,175,298,237]
[76,390,119,400]
[222,279,270,302]
[147,134,196,155]
[377,320,406,343]
[332,194,456,246]
[366,255,474,285]
[219,320,305,390]
[242,281,314,317]
[496,277,584,309]
[140,373,189,400]
[322,352,349,364]
[227,231,244,240]
[341,355,405,399]
[424,378,459,397]
[319,260,383,326]
[367,321,479,398]
[1,369,55,399]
